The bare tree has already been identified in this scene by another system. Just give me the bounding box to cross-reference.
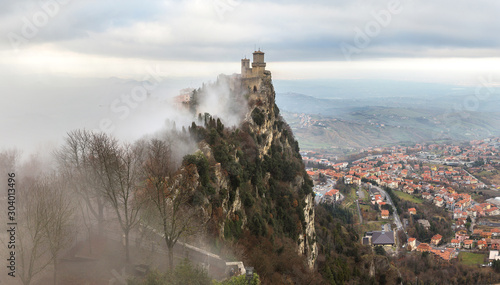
[0,148,21,174]
[142,139,202,271]
[88,133,144,262]
[18,177,52,285]
[42,175,75,285]
[56,130,107,237]
[17,174,74,285]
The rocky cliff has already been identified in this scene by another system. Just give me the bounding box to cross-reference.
[185,71,317,277]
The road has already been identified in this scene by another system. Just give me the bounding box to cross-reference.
[356,200,363,224]
[313,178,336,204]
[371,185,407,239]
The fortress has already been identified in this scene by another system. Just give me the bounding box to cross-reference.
[240,50,271,92]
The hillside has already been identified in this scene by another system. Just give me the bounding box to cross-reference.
[277,93,500,153]
[180,73,319,283]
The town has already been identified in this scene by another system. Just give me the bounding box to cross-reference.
[305,137,500,265]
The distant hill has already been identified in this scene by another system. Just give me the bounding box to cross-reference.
[276,92,500,152]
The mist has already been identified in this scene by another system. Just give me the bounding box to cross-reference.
[195,74,249,128]
[0,74,198,154]
[0,68,252,283]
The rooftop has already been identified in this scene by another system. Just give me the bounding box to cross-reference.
[371,231,395,245]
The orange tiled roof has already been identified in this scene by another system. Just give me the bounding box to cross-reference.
[432,234,443,241]
[417,243,432,252]
[430,248,454,261]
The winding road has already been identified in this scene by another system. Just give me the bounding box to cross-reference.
[371,185,407,239]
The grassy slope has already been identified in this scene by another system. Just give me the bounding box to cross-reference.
[394,191,423,204]
[459,252,486,266]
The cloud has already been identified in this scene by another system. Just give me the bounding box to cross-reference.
[1,0,500,64]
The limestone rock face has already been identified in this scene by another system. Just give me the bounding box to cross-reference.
[251,75,317,269]
[194,68,317,270]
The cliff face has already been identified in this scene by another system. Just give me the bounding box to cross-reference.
[244,74,317,269]
[186,70,317,277]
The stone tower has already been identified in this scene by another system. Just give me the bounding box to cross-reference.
[251,50,266,77]
[241,50,270,92]
[241,57,250,77]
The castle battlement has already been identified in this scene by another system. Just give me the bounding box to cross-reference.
[241,50,270,92]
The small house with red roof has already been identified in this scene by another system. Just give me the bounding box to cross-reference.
[323,189,340,203]
[381,210,390,219]
[408,238,417,251]
[463,239,474,249]
[431,234,443,246]
[455,230,469,242]
[417,243,432,252]
[434,196,444,207]
[422,192,433,200]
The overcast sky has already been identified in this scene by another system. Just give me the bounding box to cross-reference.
[1,0,499,82]
[1,0,499,154]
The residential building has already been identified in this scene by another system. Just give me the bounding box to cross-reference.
[431,234,442,246]
[450,239,460,248]
[417,243,432,252]
[418,219,431,230]
[490,250,500,261]
[408,238,417,251]
[463,239,474,249]
[364,231,396,247]
[381,210,390,219]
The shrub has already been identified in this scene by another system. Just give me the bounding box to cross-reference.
[251,108,265,126]
[212,273,261,285]
[128,259,210,285]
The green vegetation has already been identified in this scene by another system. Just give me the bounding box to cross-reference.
[362,221,387,233]
[360,204,371,211]
[383,186,401,210]
[459,252,485,266]
[361,188,370,203]
[186,84,317,283]
[493,260,500,273]
[212,273,260,285]
[251,108,265,126]
[316,202,392,284]
[128,259,211,285]
[374,246,386,256]
[394,190,423,204]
